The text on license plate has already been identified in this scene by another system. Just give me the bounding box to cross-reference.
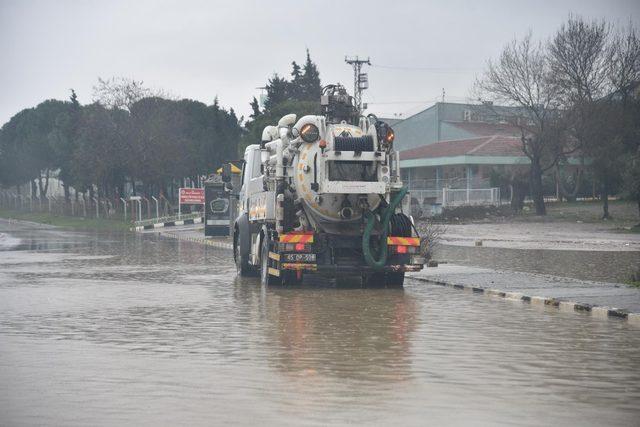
[282,253,316,262]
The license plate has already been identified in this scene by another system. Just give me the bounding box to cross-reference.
[282,253,316,262]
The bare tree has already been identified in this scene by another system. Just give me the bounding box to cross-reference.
[92,77,174,111]
[609,24,640,220]
[549,17,611,104]
[416,219,446,262]
[548,17,614,217]
[549,17,639,219]
[477,34,572,215]
[608,23,640,100]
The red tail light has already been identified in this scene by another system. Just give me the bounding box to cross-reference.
[389,245,418,254]
[295,243,306,251]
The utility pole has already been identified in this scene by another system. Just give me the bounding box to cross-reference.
[345,55,371,113]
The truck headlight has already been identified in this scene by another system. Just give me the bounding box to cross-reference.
[300,124,320,143]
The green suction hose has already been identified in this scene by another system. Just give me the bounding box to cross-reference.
[363,187,409,269]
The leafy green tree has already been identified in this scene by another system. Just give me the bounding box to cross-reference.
[49,90,82,201]
[128,97,240,197]
[0,109,36,190]
[73,103,131,199]
[0,100,71,198]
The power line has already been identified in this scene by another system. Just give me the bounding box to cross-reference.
[370,63,482,73]
[367,100,437,105]
[367,96,469,105]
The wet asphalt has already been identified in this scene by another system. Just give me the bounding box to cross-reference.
[1,220,639,426]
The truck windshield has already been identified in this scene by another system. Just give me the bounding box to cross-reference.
[327,161,377,182]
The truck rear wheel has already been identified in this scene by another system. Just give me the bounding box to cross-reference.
[234,233,252,276]
[260,234,282,286]
[363,272,386,288]
[386,271,405,287]
[336,275,363,287]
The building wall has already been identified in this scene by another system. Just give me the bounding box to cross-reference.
[439,121,476,141]
[393,104,440,151]
[393,102,516,151]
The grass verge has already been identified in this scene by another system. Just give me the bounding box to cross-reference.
[0,209,131,232]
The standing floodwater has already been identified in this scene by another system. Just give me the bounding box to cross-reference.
[1,220,639,426]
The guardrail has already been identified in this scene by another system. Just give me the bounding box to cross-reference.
[133,212,202,228]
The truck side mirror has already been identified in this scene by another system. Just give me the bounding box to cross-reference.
[221,164,231,183]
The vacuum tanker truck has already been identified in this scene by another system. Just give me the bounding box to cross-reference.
[231,84,425,286]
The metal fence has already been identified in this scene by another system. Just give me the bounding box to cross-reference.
[0,190,180,223]
[409,187,501,209]
[406,177,492,191]
[441,188,501,207]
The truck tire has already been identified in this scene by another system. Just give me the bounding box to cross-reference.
[234,232,252,276]
[386,271,405,287]
[260,233,282,286]
[363,272,386,287]
[336,275,363,287]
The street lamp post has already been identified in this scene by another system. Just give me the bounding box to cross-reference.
[151,196,159,219]
[129,196,142,222]
[120,198,127,221]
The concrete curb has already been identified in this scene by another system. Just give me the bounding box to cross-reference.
[132,217,202,232]
[161,230,233,250]
[411,276,639,325]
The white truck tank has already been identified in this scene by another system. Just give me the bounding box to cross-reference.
[291,119,386,228]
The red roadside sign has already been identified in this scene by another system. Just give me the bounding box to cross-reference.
[179,188,205,204]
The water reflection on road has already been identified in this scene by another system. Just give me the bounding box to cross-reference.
[249,283,417,383]
[1,220,639,426]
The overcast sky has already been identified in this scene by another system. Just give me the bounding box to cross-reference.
[1,0,638,125]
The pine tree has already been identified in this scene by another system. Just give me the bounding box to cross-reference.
[290,61,303,100]
[264,74,290,112]
[240,51,324,153]
[249,97,261,119]
[301,49,322,102]
[70,89,79,108]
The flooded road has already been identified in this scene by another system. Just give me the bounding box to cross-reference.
[1,220,639,426]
